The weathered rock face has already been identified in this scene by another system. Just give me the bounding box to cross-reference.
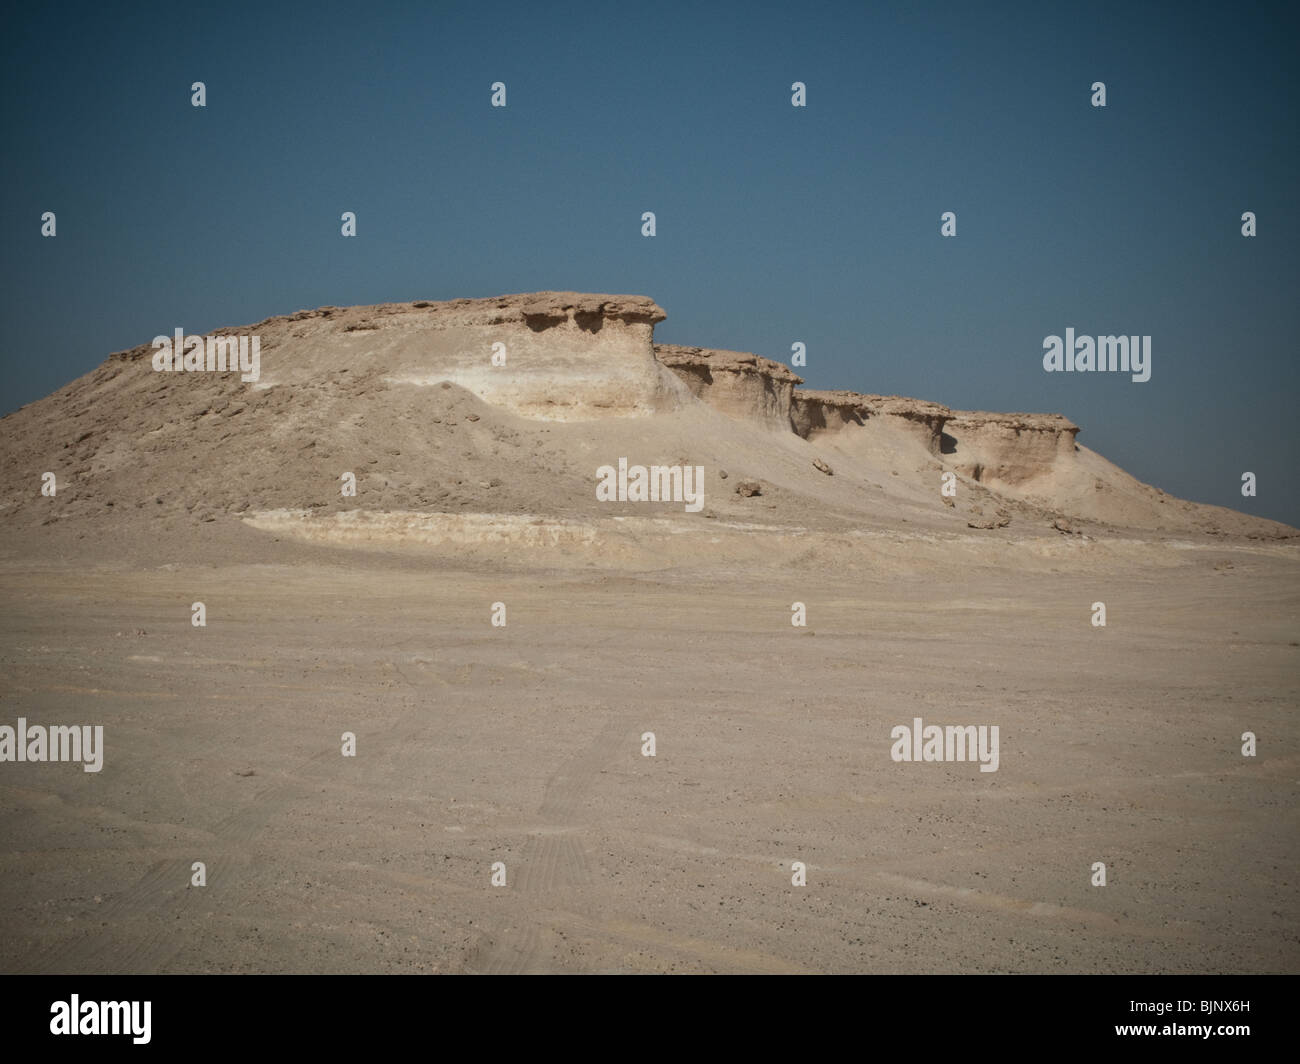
[942,412,1080,488]
[242,292,688,422]
[652,348,1075,479]
[788,390,869,437]
[654,345,802,430]
[791,390,951,454]
[3,290,1288,544]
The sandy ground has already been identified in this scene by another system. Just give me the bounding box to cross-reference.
[0,294,1295,973]
[1,534,1295,974]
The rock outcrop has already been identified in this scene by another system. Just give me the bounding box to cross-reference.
[651,347,954,457]
[790,391,951,454]
[233,292,686,422]
[0,290,1291,544]
[654,345,801,430]
[941,411,1080,489]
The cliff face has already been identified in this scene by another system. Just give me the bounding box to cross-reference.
[245,293,688,422]
[649,340,1105,506]
[787,392,1087,505]
[790,391,951,454]
[650,349,952,458]
[941,412,1081,490]
[654,345,801,430]
[648,338,1197,529]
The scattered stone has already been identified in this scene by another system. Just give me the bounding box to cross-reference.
[812,457,833,476]
[1052,517,1075,534]
[735,480,762,497]
[466,414,480,422]
[719,470,728,479]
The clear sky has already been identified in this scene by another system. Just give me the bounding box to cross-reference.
[3,0,1297,525]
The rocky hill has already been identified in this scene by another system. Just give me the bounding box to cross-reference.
[0,292,1291,566]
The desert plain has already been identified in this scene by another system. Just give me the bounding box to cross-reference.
[0,292,1295,973]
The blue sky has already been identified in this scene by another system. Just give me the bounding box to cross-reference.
[3,0,1297,524]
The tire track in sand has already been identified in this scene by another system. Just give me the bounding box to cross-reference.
[464,715,628,973]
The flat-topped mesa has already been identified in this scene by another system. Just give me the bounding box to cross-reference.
[377,292,684,421]
[8,290,1294,542]
[942,410,1081,487]
[109,292,684,422]
[791,389,952,453]
[654,344,803,429]
[276,291,668,332]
